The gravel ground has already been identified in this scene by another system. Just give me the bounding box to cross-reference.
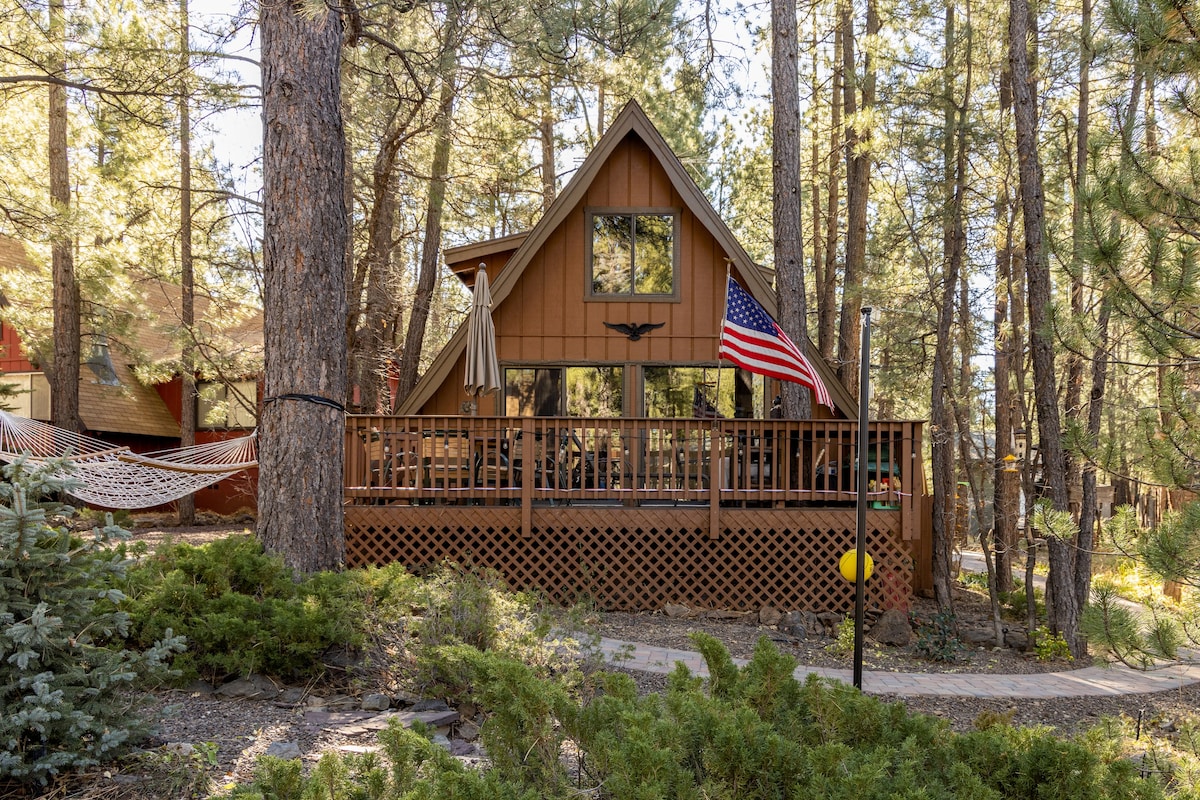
[17,520,1193,799]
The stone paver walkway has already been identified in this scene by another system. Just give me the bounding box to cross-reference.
[597,637,1200,698]
[597,551,1200,698]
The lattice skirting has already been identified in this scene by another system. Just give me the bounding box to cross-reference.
[344,506,915,613]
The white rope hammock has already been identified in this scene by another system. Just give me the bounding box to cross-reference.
[0,410,257,509]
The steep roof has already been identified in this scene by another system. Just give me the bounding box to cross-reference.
[400,100,854,416]
[0,236,261,438]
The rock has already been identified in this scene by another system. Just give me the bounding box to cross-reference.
[265,741,302,760]
[326,694,362,712]
[337,745,382,755]
[1004,628,1030,651]
[663,603,691,618]
[276,687,307,706]
[759,605,782,626]
[962,628,998,648]
[868,608,912,646]
[778,610,820,639]
[449,739,477,757]
[410,698,452,713]
[216,675,279,700]
[393,689,423,707]
[457,719,481,742]
[361,693,392,712]
[431,734,453,750]
[817,612,844,635]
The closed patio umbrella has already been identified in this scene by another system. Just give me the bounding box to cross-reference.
[464,263,502,411]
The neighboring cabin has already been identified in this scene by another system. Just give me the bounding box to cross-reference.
[0,236,261,514]
[346,101,932,613]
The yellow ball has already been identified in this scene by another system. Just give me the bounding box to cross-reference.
[839,550,874,582]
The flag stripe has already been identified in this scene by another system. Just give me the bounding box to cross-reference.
[718,278,833,409]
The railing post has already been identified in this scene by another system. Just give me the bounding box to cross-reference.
[520,417,533,537]
[709,427,721,539]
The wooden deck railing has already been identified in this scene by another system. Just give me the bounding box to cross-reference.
[345,415,926,540]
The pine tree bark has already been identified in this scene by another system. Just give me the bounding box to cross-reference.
[178,0,196,526]
[1011,0,1075,641]
[836,0,876,395]
[48,0,82,434]
[354,121,404,412]
[819,17,842,365]
[394,25,459,405]
[993,167,1017,595]
[258,0,347,573]
[773,0,812,419]
[930,1,966,613]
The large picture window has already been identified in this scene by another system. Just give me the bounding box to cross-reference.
[643,367,763,418]
[505,367,623,417]
[197,380,258,429]
[589,212,676,297]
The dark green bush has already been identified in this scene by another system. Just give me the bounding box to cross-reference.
[118,535,415,682]
[232,632,1170,799]
[0,461,183,784]
[913,611,968,662]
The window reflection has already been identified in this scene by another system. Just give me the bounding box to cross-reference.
[590,213,674,296]
[643,367,762,418]
[505,367,623,417]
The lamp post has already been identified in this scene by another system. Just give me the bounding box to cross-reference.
[853,307,873,690]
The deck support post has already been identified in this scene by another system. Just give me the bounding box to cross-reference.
[709,451,721,539]
[521,418,533,537]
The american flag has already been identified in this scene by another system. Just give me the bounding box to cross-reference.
[719,278,833,409]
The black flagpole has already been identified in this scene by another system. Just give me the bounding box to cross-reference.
[853,307,873,690]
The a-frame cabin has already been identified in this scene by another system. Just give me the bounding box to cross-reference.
[345,101,931,612]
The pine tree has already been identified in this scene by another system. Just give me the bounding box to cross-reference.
[0,461,183,784]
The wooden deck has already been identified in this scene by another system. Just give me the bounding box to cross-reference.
[344,415,930,612]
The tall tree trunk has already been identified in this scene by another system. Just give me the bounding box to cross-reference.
[1011,0,1075,642]
[1066,0,1094,644]
[820,16,843,366]
[48,0,82,434]
[809,24,824,364]
[993,148,1017,595]
[930,0,967,613]
[395,25,460,405]
[1075,301,1108,634]
[178,0,196,526]
[1064,0,1092,522]
[540,77,556,212]
[354,119,404,412]
[258,0,347,573]
[836,0,876,395]
[773,0,812,419]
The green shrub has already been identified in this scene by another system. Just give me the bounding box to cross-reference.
[913,611,967,662]
[825,616,855,657]
[408,563,574,701]
[231,633,1171,799]
[1032,626,1074,663]
[118,536,415,682]
[1001,585,1045,621]
[0,461,184,784]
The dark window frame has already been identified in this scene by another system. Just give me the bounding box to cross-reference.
[585,207,681,301]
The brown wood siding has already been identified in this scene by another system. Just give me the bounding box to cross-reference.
[420,133,839,419]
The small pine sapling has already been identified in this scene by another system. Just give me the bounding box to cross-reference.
[0,459,184,784]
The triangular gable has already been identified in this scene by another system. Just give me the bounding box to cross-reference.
[400,100,854,417]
